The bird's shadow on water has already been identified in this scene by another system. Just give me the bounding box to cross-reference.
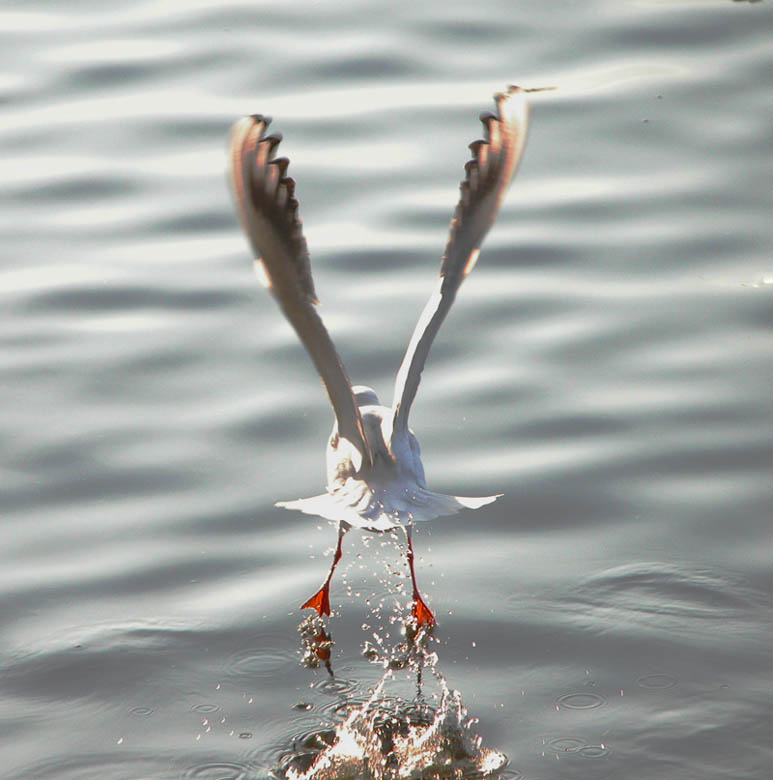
[272,613,511,780]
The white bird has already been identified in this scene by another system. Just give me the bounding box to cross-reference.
[229,86,530,627]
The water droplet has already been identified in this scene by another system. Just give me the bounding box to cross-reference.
[129,705,154,717]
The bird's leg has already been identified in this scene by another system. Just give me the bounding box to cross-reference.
[405,525,436,627]
[301,525,345,617]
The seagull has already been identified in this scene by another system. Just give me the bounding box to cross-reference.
[229,86,530,627]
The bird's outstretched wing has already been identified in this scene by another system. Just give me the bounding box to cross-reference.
[391,86,529,440]
[229,115,372,470]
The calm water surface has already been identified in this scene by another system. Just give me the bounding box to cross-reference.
[2,1,772,778]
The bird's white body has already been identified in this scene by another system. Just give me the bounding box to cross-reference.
[278,386,497,531]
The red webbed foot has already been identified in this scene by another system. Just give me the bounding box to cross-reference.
[301,586,331,617]
[412,593,436,628]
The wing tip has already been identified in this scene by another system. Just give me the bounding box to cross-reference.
[249,112,272,127]
[229,111,318,304]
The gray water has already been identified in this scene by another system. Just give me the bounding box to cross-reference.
[2,1,772,778]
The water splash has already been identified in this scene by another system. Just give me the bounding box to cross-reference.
[279,636,507,780]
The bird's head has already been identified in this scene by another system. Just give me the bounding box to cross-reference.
[352,385,380,408]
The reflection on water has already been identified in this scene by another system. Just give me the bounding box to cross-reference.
[300,617,334,675]
[284,619,506,780]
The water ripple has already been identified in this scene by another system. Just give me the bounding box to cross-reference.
[573,562,767,620]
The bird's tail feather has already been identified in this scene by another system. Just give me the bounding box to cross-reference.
[276,488,500,530]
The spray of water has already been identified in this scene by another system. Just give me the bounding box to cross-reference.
[283,626,507,780]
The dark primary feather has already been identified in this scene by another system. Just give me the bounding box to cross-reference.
[230,115,317,303]
[440,88,527,289]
